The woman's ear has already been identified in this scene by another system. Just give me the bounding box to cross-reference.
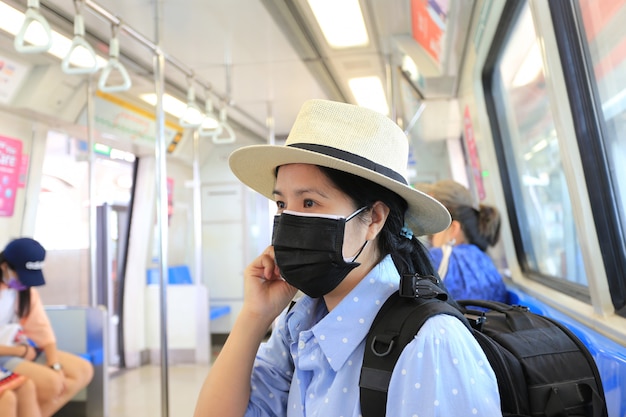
[447,219,464,242]
[366,201,390,240]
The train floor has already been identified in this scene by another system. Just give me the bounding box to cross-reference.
[108,346,221,417]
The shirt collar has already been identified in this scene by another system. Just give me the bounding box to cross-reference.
[308,255,399,371]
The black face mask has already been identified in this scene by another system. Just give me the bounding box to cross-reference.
[272,208,367,298]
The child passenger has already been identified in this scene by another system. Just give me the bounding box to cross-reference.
[0,238,94,417]
[193,99,502,416]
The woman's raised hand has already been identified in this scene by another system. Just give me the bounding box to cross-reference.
[242,246,298,324]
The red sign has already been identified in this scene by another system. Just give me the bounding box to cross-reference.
[410,0,447,65]
[167,177,174,219]
[0,135,23,216]
[463,106,486,200]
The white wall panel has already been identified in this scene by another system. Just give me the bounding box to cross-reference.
[202,222,244,300]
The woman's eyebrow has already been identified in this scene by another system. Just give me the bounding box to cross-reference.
[273,188,328,198]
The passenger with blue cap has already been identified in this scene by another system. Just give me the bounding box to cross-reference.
[0,238,93,417]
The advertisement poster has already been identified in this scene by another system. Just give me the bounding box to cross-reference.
[0,135,23,216]
[0,54,30,105]
[463,106,486,200]
[410,0,449,66]
[77,94,181,146]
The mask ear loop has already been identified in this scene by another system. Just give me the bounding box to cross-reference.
[345,241,368,263]
[345,206,369,221]
[344,206,371,263]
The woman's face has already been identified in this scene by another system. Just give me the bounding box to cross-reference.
[0,262,19,284]
[273,163,368,259]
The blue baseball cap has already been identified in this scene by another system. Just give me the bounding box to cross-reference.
[2,238,46,287]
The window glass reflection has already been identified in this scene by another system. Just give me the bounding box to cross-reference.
[492,3,586,285]
[578,0,626,246]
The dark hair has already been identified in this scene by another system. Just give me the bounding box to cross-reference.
[0,252,32,318]
[319,166,436,277]
[448,204,501,251]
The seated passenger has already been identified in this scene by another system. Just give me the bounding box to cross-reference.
[193,99,502,416]
[0,238,94,417]
[420,180,508,303]
[0,369,41,417]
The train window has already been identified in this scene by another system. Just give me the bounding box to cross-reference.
[486,3,588,289]
[577,0,626,257]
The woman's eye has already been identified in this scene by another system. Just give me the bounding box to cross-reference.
[276,201,285,210]
[303,199,314,208]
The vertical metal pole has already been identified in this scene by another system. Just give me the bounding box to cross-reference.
[153,1,170,416]
[192,129,210,363]
[266,101,275,145]
[87,77,98,308]
[386,53,397,123]
[192,130,202,286]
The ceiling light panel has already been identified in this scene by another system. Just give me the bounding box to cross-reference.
[307,0,369,48]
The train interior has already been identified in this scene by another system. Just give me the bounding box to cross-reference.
[0,0,625,416]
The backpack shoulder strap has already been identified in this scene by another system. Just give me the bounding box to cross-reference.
[359,291,468,417]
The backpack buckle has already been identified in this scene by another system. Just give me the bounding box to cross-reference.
[465,312,486,331]
[399,273,448,300]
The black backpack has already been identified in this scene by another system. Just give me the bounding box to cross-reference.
[359,274,608,417]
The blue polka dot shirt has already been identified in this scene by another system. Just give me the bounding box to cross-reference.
[245,255,502,416]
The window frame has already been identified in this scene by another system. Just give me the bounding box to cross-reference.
[548,0,626,315]
[482,0,603,303]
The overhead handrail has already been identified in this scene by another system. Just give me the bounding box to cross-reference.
[14,0,53,53]
[207,65,236,144]
[179,78,204,128]
[211,107,236,145]
[62,0,99,74]
[98,24,131,92]
[198,97,222,137]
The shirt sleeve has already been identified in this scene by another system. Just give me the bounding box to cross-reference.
[245,308,294,417]
[19,288,56,348]
[386,314,502,416]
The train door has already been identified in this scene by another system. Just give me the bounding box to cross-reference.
[33,130,135,370]
[96,202,131,369]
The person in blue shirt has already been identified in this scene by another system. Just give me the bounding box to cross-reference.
[421,180,508,303]
[194,99,502,417]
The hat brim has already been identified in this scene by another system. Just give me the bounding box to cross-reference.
[16,269,45,287]
[229,145,451,236]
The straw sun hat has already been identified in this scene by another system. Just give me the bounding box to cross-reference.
[228,99,450,236]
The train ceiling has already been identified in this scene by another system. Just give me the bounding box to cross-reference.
[0,0,475,158]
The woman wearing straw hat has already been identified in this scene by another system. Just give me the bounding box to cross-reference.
[194,99,501,416]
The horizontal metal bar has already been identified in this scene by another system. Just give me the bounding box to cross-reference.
[80,0,265,130]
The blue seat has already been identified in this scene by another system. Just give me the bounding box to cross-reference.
[210,305,231,320]
[146,265,193,285]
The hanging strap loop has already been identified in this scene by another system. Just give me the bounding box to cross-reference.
[98,24,132,92]
[14,0,53,54]
[61,4,99,74]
